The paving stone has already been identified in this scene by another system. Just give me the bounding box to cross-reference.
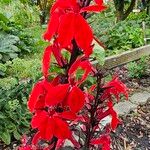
[100,116,112,127]
[114,101,137,116]
[130,92,150,105]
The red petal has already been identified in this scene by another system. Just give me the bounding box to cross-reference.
[39,117,54,140]
[107,101,121,130]
[102,77,128,101]
[43,12,60,41]
[52,41,65,67]
[91,135,110,150]
[56,139,65,150]
[28,81,44,112]
[32,111,55,140]
[60,111,77,120]
[80,5,106,13]
[42,46,52,77]
[111,116,121,131]
[51,0,77,13]
[31,111,48,128]
[54,117,71,139]
[67,86,85,113]
[68,57,94,84]
[95,0,103,5]
[32,132,41,145]
[75,14,93,56]
[45,84,69,106]
[57,13,75,47]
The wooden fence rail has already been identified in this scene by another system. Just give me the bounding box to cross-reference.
[104,45,150,69]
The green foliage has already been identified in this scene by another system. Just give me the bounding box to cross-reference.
[0,80,32,145]
[89,11,149,56]
[104,21,144,56]
[92,40,105,66]
[0,13,37,63]
[127,56,149,78]
[7,58,42,80]
[0,0,40,27]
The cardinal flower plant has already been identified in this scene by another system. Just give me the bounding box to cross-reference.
[19,0,128,149]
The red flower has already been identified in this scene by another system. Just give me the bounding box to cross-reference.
[101,76,128,101]
[107,101,121,130]
[28,77,62,112]
[68,57,95,85]
[31,110,72,144]
[43,0,106,56]
[42,41,67,77]
[91,135,110,150]
[97,101,120,130]
[28,79,52,112]
[67,86,85,113]
[45,84,69,106]
[45,83,85,113]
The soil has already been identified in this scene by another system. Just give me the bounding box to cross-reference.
[111,100,150,150]
[110,60,150,150]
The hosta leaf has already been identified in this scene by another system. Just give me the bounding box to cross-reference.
[9,53,18,59]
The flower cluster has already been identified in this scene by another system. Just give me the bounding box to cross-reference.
[19,0,128,149]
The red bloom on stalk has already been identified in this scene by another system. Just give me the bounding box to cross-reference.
[28,79,52,112]
[101,76,128,101]
[68,57,95,85]
[43,0,106,56]
[31,110,72,144]
[45,83,85,113]
[91,135,110,150]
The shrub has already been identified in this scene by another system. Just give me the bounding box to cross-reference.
[0,80,32,145]
[0,13,37,63]
[89,10,148,56]
[127,56,149,78]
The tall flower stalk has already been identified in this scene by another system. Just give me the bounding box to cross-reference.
[19,0,128,149]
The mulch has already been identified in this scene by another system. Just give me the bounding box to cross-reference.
[111,100,150,150]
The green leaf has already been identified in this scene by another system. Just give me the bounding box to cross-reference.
[9,53,18,59]
[0,112,6,119]
[0,130,11,145]
[92,40,105,65]
[13,130,21,140]
[0,13,9,24]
